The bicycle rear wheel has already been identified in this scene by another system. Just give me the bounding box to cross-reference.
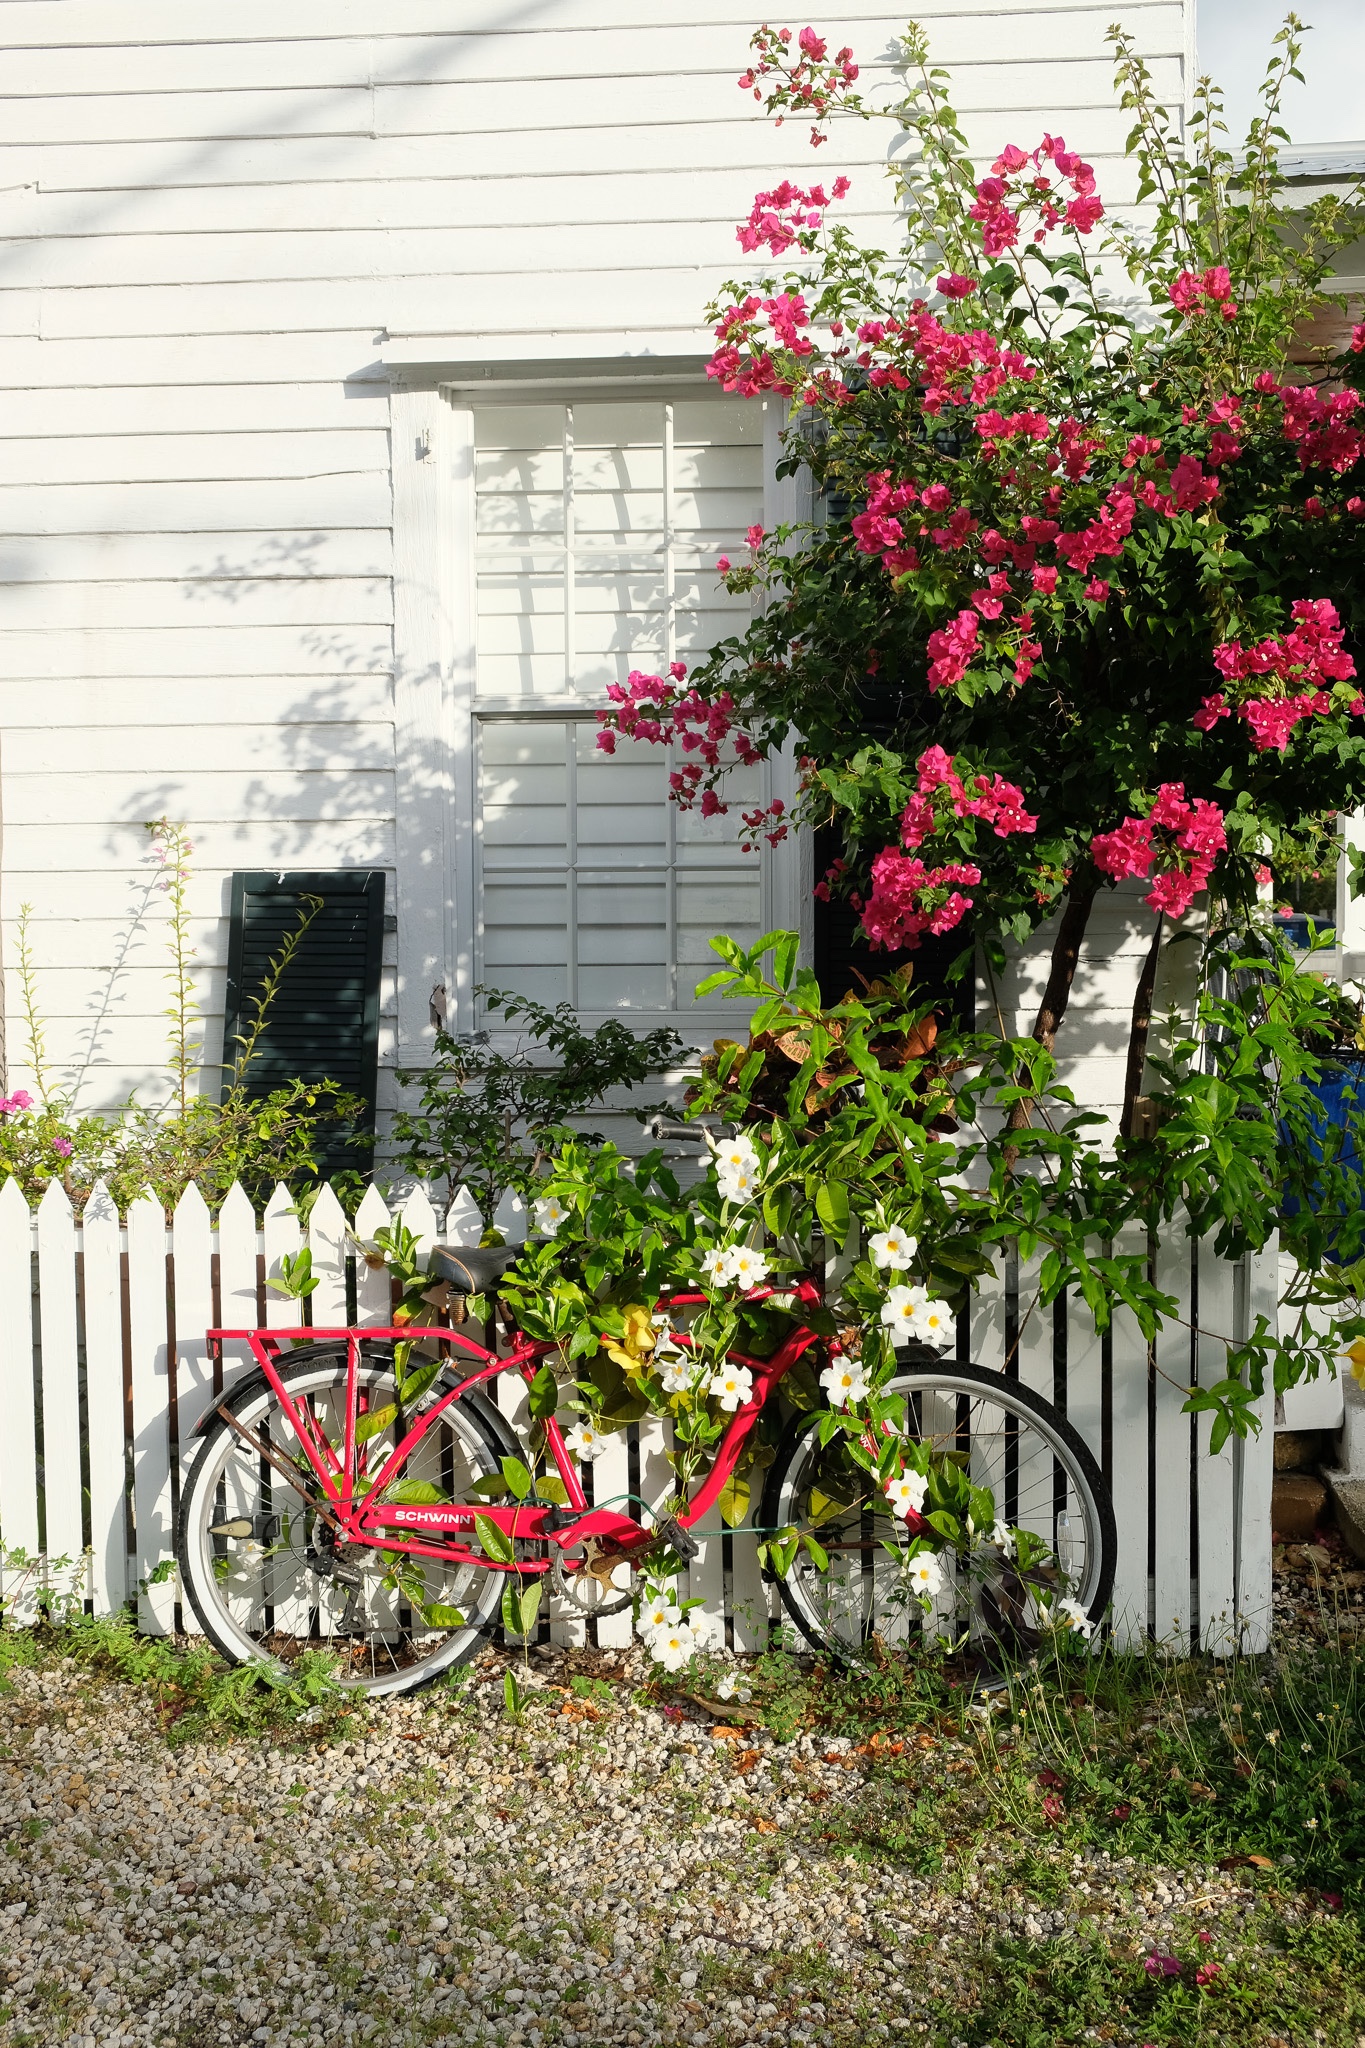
[178,1342,515,1697]
[762,1358,1116,1662]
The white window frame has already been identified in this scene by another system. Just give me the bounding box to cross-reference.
[389,368,810,1064]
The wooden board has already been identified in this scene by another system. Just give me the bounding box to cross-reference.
[80,1181,127,1615]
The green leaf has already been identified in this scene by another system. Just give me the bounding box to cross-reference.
[422,1602,466,1629]
[355,1404,397,1445]
[501,1455,533,1501]
[396,1362,441,1406]
[535,1474,570,1507]
[501,1578,543,1638]
[801,1531,830,1572]
[815,1180,851,1246]
[528,1364,559,1419]
[717,1474,751,1528]
[474,1512,515,1564]
[385,1479,445,1506]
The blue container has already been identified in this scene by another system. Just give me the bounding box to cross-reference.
[1281,1055,1365,1242]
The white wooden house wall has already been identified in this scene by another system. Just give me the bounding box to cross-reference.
[0,0,1190,1131]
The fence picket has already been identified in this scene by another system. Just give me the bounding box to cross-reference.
[36,1181,83,1606]
[81,1182,126,1616]
[263,1183,302,1333]
[1152,1228,1193,1652]
[0,1179,39,1622]
[444,1185,482,1246]
[1235,1239,1278,1653]
[352,1185,393,1324]
[1108,1223,1151,1648]
[1195,1234,1237,1654]
[216,1181,260,1400]
[398,1187,440,1264]
[306,1183,350,1326]
[171,1183,214,1635]
[127,1191,174,1635]
[492,1187,528,1245]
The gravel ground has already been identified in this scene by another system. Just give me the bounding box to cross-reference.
[0,1635,1345,2048]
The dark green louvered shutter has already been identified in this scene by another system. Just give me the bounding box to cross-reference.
[222,872,385,1176]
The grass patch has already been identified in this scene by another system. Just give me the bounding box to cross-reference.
[0,1612,356,1745]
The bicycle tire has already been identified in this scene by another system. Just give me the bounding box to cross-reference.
[761,1358,1117,1663]
[178,1341,521,1697]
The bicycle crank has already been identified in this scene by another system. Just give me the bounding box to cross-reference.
[550,1536,635,1618]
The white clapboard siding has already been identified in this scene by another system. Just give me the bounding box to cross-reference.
[0,9,1182,93]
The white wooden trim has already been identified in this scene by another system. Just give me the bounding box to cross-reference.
[391,380,456,1061]
[445,396,480,1039]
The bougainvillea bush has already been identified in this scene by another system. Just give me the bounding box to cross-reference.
[599,14,1365,1128]
[507,14,1365,1530]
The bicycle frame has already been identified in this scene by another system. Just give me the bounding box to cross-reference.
[205,1282,825,1580]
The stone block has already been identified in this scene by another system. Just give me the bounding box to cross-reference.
[1271,1470,1329,1542]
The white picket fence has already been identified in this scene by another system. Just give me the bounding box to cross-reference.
[0,1176,1276,1656]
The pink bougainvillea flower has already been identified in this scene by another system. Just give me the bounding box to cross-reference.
[1092,783,1226,918]
[936,272,979,299]
[1195,1963,1221,1990]
[53,1137,74,1158]
[716,555,732,573]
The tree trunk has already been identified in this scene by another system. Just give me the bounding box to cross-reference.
[1005,874,1098,1135]
[1120,911,1164,1143]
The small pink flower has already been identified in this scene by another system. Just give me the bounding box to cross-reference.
[746,523,765,550]
[1083,577,1110,603]
[1195,1962,1221,1990]
[1255,863,1273,886]
[1143,1953,1181,1979]
[53,1137,73,1158]
[716,556,731,573]
[936,272,978,299]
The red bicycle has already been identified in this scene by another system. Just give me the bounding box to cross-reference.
[178,1242,1115,1696]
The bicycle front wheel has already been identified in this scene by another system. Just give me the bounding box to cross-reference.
[762,1358,1116,1662]
[178,1342,513,1697]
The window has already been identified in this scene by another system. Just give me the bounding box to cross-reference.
[223,871,384,1174]
[465,394,777,1028]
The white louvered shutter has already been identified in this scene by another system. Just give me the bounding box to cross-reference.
[471,397,773,1029]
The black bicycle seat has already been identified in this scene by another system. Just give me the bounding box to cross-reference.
[428,1243,522,1294]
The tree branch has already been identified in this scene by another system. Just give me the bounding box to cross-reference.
[1121,911,1165,1142]
[1006,874,1098,1134]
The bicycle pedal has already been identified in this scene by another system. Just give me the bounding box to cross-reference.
[651,1513,700,1565]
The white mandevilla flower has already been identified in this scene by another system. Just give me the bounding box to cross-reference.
[880,1283,928,1334]
[709,1362,754,1412]
[819,1359,870,1408]
[868,1227,918,1271]
[715,1671,753,1703]
[727,1245,771,1290]
[700,1246,736,1287]
[717,1161,759,1204]
[714,1134,759,1180]
[1056,1594,1093,1641]
[650,1620,700,1673]
[908,1549,944,1599]
[533,1194,567,1236]
[910,1297,955,1347]
[638,1590,682,1639]
[884,1469,929,1520]
[658,1355,694,1395]
[991,1519,1015,1559]
[563,1420,609,1463]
